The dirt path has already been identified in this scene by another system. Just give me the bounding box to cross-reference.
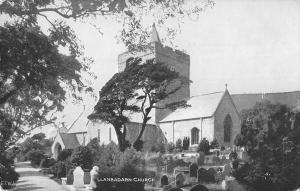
[13,162,70,191]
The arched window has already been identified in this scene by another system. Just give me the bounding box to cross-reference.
[224,114,233,142]
[191,127,199,145]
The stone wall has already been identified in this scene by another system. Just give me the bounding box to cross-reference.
[158,117,214,145]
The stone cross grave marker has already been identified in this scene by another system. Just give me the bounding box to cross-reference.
[175,173,185,187]
[189,163,198,178]
[161,175,169,187]
[73,166,85,189]
[89,166,99,189]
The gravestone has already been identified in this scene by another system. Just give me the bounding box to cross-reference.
[189,163,198,178]
[207,168,217,182]
[175,173,185,187]
[197,168,208,183]
[161,175,169,187]
[73,166,85,190]
[223,163,231,177]
[89,166,99,189]
[190,184,209,191]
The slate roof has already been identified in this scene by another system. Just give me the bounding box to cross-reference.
[159,91,225,122]
[67,110,90,134]
[150,23,161,43]
[231,91,300,112]
[59,133,80,149]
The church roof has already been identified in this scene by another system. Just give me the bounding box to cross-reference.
[67,110,89,134]
[150,23,161,43]
[59,133,80,149]
[231,91,300,112]
[159,91,225,122]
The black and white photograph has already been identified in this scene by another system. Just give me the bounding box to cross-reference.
[0,0,299,191]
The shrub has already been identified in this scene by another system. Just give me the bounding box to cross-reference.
[40,157,56,168]
[175,139,182,152]
[197,138,210,155]
[0,165,19,189]
[210,139,219,149]
[166,142,175,153]
[71,146,93,170]
[26,149,45,167]
[182,137,190,150]
[57,149,73,161]
[197,152,205,165]
[234,134,245,146]
[220,146,225,151]
[95,148,146,191]
[229,151,238,161]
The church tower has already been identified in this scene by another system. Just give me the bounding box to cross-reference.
[118,23,190,122]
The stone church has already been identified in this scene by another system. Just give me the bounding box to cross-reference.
[51,24,300,157]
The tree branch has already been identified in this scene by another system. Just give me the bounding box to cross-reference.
[0,89,17,105]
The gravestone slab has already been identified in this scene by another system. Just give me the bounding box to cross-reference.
[189,163,198,178]
[175,173,185,187]
[207,168,217,182]
[197,168,208,183]
[161,175,169,187]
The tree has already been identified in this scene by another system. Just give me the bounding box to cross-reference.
[0,0,214,52]
[198,138,210,155]
[210,138,219,149]
[89,58,190,151]
[234,101,300,191]
[0,23,95,149]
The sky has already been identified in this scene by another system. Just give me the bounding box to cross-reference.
[33,0,300,127]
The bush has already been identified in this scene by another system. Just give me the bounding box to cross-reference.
[234,134,245,146]
[166,142,175,153]
[210,139,219,149]
[197,138,210,154]
[57,149,73,161]
[220,146,225,151]
[175,138,182,151]
[0,165,19,189]
[197,152,205,165]
[40,157,56,168]
[26,149,45,167]
[229,151,238,161]
[182,137,190,150]
[71,146,93,170]
[95,148,146,191]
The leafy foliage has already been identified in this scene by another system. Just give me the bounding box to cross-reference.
[95,147,147,191]
[197,138,210,155]
[182,137,190,150]
[71,146,93,170]
[210,138,219,149]
[175,138,182,152]
[234,101,300,191]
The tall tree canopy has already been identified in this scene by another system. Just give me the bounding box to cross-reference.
[235,101,300,191]
[89,58,190,151]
